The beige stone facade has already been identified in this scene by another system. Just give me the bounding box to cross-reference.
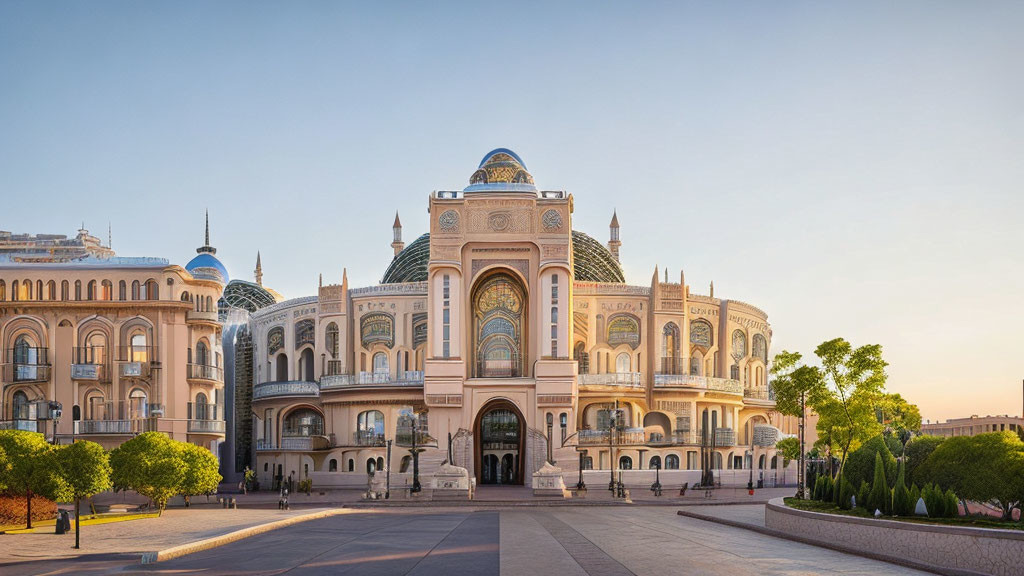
[250,149,791,490]
[921,414,1024,438]
[0,226,226,452]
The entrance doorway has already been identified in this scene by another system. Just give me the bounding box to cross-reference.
[475,400,524,485]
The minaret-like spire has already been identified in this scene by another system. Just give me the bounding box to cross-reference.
[608,210,621,262]
[254,252,263,286]
[107,222,112,248]
[710,281,714,298]
[391,211,405,256]
[319,273,323,288]
[197,210,217,255]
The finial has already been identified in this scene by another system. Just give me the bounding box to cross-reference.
[108,222,112,248]
[710,281,714,298]
[254,251,263,286]
[664,268,668,283]
[319,273,323,288]
[205,209,210,246]
[196,210,216,254]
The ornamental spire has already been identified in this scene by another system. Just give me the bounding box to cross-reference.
[391,211,405,256]
[197,210,217,255]
[254,251,263,286]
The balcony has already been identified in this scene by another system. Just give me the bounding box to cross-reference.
[319,371,424,389]
[118,361,150,379]
[256,436,330,451]
[743,386,775,404]
[653,374,743,395]
[75,418,158,435]
[0,419,43,432]
[577,372,644,388]
[577,427,646,446]
[353,431,387,447]
[116,346,157,379]
[253,380,320,400]
[72,363,108,381]
[188,419,226,434]
[187,363,223,383]
[693,427,737,447]
[185,310,220,325]
[2,363,52,383]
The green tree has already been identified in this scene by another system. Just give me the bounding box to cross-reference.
[770,351,822,498]
[909,483,921,512]
[0,444,10,492]
[55,441,112,549]
[109,432,185,514]
[866,452,890,514]
[0,431,64,528]
[857,480,871,510]
[944,489,959,518]
[915,432,1024,520]
[179,442,222,505]
[892,460,911,516]
[842,435,897,490]
[838,477,855,510]
[775,437,800,463]
[877,393,922,436]
[904,435,944,486]
[923,483,945,518]
[883,434,904,458]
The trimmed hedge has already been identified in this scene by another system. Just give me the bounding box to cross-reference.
[0,494,57,526]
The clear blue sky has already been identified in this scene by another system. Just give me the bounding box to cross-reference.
[2,1,1022,421]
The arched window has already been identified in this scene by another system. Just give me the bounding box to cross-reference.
[46,280,55,300]
[283,409,323,437]
[87,280,97,300]
[85,331,106,365]
[0,280,5,300]
[372,352,388,375]
[357,410,385,444]
[35,280,42,300]
[101,280,112,300]
[366,458,377,475]
[119,280,126,300]
[689,319,713,348]
[665,454,680,469]
[300,348,315,381]
[329,459,338,472]
[326,322,339,358]
[10,280,18,301]
[573,341,589,374]
[615,352,631,373]
[560,412,568,444]
[690,351,702,376]
[85,390,105,420]
[145,279,159,300]
[275,353,288,381]
[649,455,662,470]
[128,388,148,419]
[400,455,412,473]
[13,335,38,371]
[712,452,723,469]
[662,322,680,373]
[61,280,69,301]
[74,280,82,300]
[130,333,148,362]
[131,281,140,300]
[23,279,32,300]
[194,392,209,420]
[472,272,527,378]
[618,455,633,470]
[12,390,31,419]
[348,459,355,472]
[196,341,210,366]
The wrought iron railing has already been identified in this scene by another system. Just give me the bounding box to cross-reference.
[188,419,226,434]
[694,427,737,447]
[653,374,743,395]
[319,371,424,388]
[475,354,522,378]
[659,357,687,375]
[0,419,43,432]
[354,430,386,447]
[577,372,644,387]
[743,387,773,401]
[577,427,646,445]
[253,380,320,399]
[2,363,52,383]
[187,363,223,382]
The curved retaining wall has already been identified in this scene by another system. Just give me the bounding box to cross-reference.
[765,497,1024,576]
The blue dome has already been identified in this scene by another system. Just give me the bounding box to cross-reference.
[186,253,229,283]
[464,148,537,193]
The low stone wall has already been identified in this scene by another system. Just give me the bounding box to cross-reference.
[765,497,1024,576]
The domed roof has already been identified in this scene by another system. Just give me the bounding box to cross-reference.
[186,253,229,283]
[464,148,537,193]
[381,230,624,284]
[221,279,277,312]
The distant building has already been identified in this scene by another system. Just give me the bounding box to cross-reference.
[921,415,1024,438]
[0,221,226,453]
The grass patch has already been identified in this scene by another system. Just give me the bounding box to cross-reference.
[783,497,1024,531]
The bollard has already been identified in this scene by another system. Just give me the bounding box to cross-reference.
[230,497,237,509]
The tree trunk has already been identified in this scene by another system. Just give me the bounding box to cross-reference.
[25,489,32,529]
[74,497,80,549]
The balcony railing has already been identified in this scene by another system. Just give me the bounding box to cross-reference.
[694,427,737,447]
[187,363,223,382]
[185,310,219,324]
[2,363,52,383]
[188,402,222,421]
[743,387,774,402]
[577,372,644,388]
[118,361,151,379]
[320,371,424,389]
[71,363,108,381]
[253,380,320,400]
[577,427,646,446]
[325,360,344,376]
[653,374,743,395]
[0,419,43,432]
[255,439,277,451]
[75,418,158,435]
[188,419,226,434]
[116,345,157,363]
[354,431,386,447]
[475,354,522,378]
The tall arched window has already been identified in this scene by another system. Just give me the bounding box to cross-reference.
[85,331,106,365]
[74,280,82,301]
[130,333,148,362]
[23,279,32,300]
[196,341,209,366]
[46,281,55,300]
[326,322,339,358]
[35,280,42,300]
[87,280,96,300]
[101,280,112,300]
[131,281,140,300]
[372,352,388,376]
[356,410,385,445]
[472,272,526,378]
[10,280,18,301]
[662,322,680,373]
[119,280,126,300]
[85,390,105,420]
[194,392,209,420]
[615,352,631,373]
[284,409,323,437]
[128,388,148,419]
[61,280,69,301]
[665,454,680,469]
[690,351,703,376]
[275,353,288,381]
[649,455,662,470]
[300,348,315,381]
[145,279,159,300]
[0,280,5,300]
[12,390,30,419]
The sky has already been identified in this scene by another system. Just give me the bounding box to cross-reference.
[1,1,1022,422]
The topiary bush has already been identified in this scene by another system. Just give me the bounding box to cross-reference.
[891,461,911,516]
[923,483,945,518]
[866,452,891,514]
[909,483,921,511]
[944,489,959,518]
[838,477,855,510]
[857,481,871,510]
[812,475,823,501]
[823,475,834,503]
[843,435,898,490]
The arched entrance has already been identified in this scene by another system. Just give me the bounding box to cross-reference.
[474,399,525,485]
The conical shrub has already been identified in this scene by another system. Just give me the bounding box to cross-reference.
[867,452,890,514]
[892,460,911,516]
[838,477,855,510]
[857,480,871,510]
[944,489,959,518]
[813,475,823,501]
[909,483,920,510]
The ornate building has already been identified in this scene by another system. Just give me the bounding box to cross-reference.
[0,222,227,452]
[250,149,788,491]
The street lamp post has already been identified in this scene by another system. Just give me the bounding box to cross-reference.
[410,416,422,493]
[576,450,587,493]
[608,401,618,494]
[385,439,392,500]
[546,413,554,464]
[797,390,806,499]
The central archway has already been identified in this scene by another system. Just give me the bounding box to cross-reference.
[471,270,527,378]
[474,399,525,485]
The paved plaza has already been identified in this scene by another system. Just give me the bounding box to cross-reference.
[0,505,931,575]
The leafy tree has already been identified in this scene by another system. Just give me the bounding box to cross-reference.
[892,460,911,516]
[904,435,944,485]
[0,444,9,492]
[770,351,822,498]
[838,477,855,510]
[55,441,112,549]
[179,442,222,505]
[923,483,945,518]
[877,393,922,436]
[842,435,897,490]
[775,437,800,463]
[109,432,185,514]
[915,432,1024,520]
[0,431,64,528]
[866,452,890,514]
[857,480,871,510]
[883,434,904,458]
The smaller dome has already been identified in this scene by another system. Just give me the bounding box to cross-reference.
[186,253,229,284]
[464,148,537,193]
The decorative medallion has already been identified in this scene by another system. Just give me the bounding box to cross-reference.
[542,209,563,231]
[360,313,395,349]
[412,313,428,349]
[607,313,641,349]
[731,329,748,360]
[438,210,460,233]
[690,320,712,348]
[753,333,767,361]
[488,211,511,231]
[294,319,315,348]
[268,326,284,354]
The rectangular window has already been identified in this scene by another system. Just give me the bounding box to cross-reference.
[442,274,451,359]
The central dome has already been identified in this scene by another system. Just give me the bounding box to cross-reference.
[464,148,537,193]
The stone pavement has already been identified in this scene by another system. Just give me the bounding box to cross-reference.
[679,503,768,527]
